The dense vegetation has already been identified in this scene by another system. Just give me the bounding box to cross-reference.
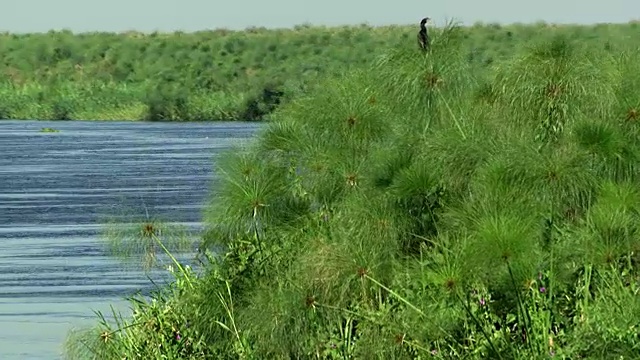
[62,20,640,359]
[1,21,639,121]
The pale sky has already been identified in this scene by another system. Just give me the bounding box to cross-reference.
[2,0,639,33]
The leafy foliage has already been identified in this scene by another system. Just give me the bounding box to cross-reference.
[64,20,640,360]
[3,21,640,121]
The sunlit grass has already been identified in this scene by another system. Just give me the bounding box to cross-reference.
[71,102,147,121]
[63,21,640,360]
[3,21,640,121]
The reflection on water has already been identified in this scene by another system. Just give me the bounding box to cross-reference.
[0,120,260,359]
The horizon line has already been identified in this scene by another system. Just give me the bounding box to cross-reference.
[2,18,639,35]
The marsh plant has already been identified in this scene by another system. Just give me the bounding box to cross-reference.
[2,21,640,121]
[66,22,640,359]
[39,127,60,133]
[63,212,204,359]
[102,215,193,271]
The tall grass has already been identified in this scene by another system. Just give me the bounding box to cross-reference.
[64,20,640,359]
[2,21,640,121]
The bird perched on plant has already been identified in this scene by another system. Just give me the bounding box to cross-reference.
[417,17,430,51]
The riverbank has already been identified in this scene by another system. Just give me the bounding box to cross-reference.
[0,119,262,359]
[61,19,640,359]
[2,21,639,121]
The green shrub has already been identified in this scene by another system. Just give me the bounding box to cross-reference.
[3,21,640,121]
[64,20,640,360]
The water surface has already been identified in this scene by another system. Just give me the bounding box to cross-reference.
[0,120,260,359]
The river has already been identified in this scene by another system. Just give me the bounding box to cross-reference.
[0,120,261,359]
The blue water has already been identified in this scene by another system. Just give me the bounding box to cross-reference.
[0,120,261,359]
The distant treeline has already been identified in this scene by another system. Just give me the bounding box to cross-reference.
[0,21,638,121]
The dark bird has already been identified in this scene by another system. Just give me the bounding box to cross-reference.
[417,17,430,51]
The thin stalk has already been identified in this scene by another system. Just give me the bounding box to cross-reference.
[214,281,246,355]
[455,291,503,359]
[151,233,194,289]
[507,262,534,355]
[363,274,424,316]
[438,90,467,140]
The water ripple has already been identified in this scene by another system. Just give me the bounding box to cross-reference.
[0,120,260,359]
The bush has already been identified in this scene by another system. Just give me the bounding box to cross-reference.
[64,21,640,359]
[3,21,640,121]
